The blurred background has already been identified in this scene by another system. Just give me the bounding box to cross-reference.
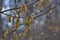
[0,0,60,40]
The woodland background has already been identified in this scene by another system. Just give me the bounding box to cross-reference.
[0,0,60,40]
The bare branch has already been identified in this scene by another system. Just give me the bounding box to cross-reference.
[0,0,39,13]
[3,0,60,36]
[2,12,25,18]
[0,0,39,19]
[7,23,24,35]
[7,6,58,35]
[33,7,57,19]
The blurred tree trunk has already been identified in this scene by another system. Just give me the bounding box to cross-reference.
[0,0,4,38]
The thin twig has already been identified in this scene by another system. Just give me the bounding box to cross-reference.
[33,7,57,19]
[0,0,39,15]
[3,0,39,36]
[2,12,25,18]
[4,0,60,36]
[7,23,24,35]
[7,6,58,35]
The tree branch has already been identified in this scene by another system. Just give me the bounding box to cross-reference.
[7,6,58,36]
[33,7,57,19]
[7,23,24,35]
[0,0,39,19]
[3,0,60,36]
[0,0,39,16]
[2,12,25,18]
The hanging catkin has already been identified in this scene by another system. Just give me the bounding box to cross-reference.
[24,16,33,38]
[38,0,43,11]
[46,0,50,7]
[21,4,28,13]
[8,14,11,22]
[15,34,18,40]
[15,18,20,29]
[4,27,8,37]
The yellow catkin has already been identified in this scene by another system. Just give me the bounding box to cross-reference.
[24,16,33,38]
[15,34,18,40]
[4,27,8,37]
[4,33,6,37]
[28,17,33,24]
[25,17,29,24]
[8,14,11,22]
[23,29,29,38]
[15,18,20,29]
[46,0,50,7]
[25,17,33,24]
[38,0,43,11]
[21,4,28,13]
